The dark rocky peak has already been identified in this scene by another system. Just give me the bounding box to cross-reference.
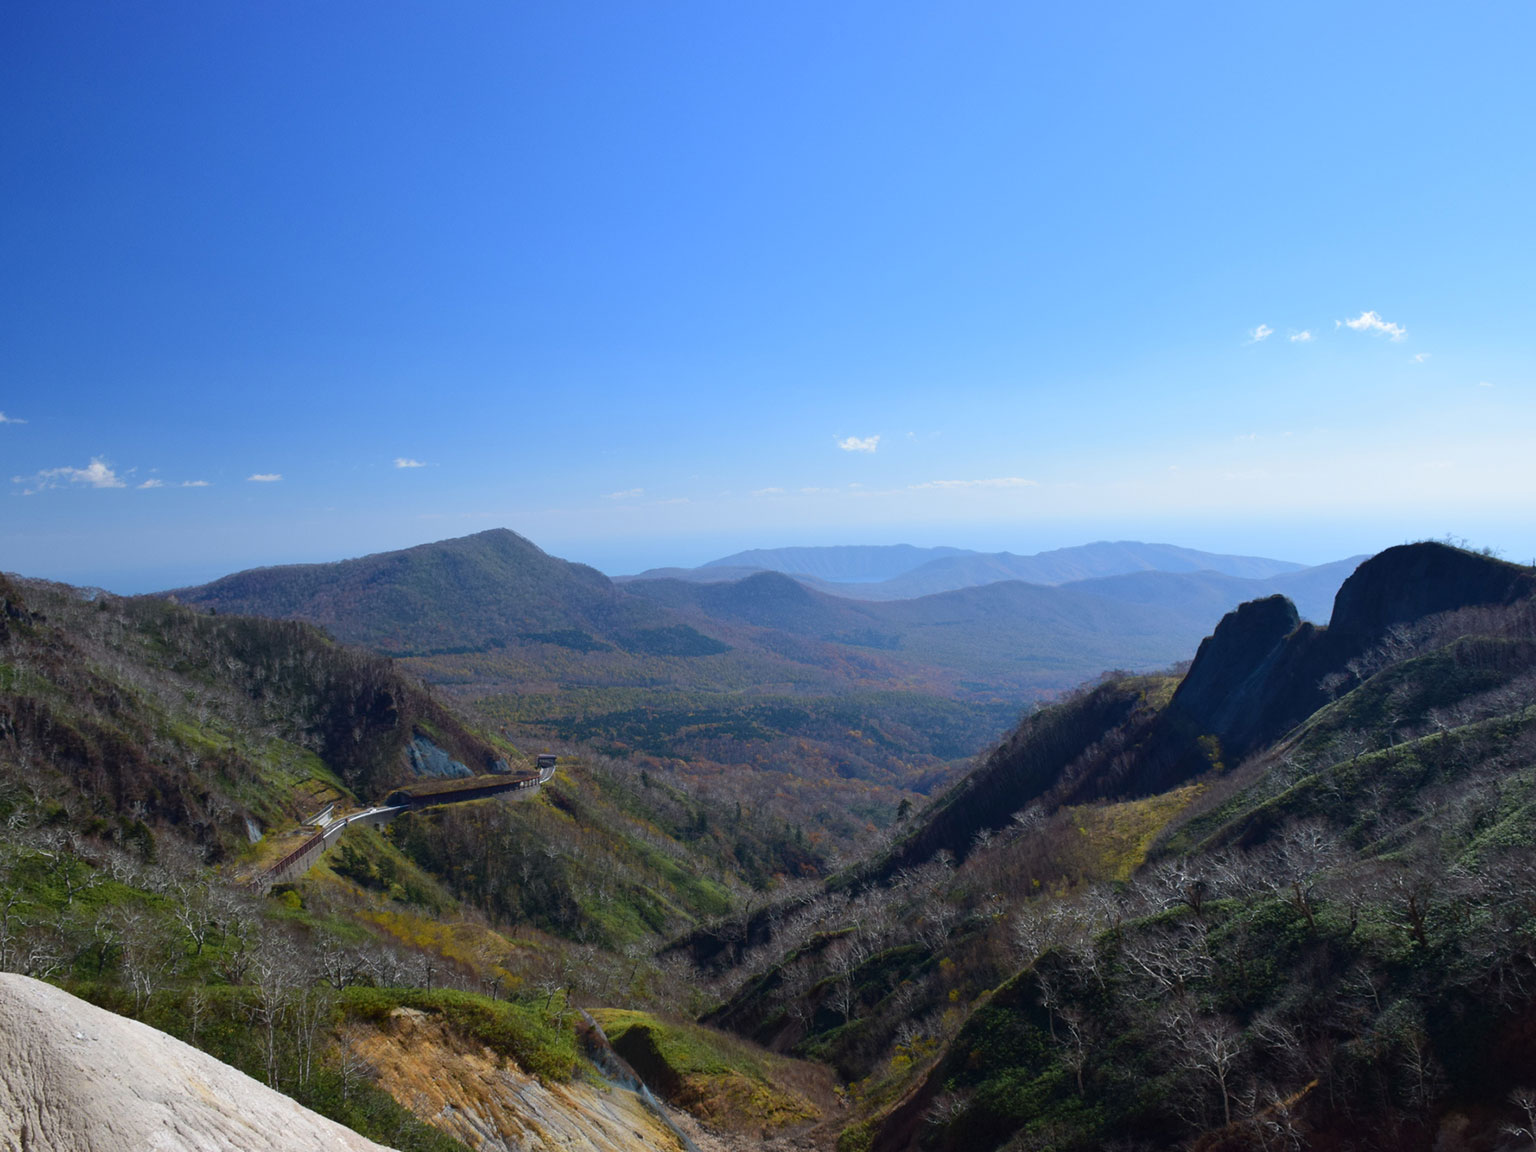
[1166,595,1299,734]
[1327,541,1536,644]
[1162,543,1536,771]
[1157,594,1328,773]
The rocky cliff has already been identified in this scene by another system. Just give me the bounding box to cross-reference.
[1162,541,1536,768]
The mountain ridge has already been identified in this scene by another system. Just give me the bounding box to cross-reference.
[623,539,1323,603]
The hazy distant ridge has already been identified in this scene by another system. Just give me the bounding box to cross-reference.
[629,540,1309,600]
[701,544,976,582]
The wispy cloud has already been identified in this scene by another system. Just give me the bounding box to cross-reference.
[1412,352,1431,363]
[1339,310,1407,340]
[1479,380,1494,388]
[1289,330,1313,343]
[752,486,785,496]
[909,476,1037,490]
[0,412,26,424]
[138,478,165,489]
[602,488,644,500]
[837,435,880,453]
[394,457,427,469]
[182,479,210,487]
[12,457,127,495]
[1248,324,1274,343]
[247,473,282,483]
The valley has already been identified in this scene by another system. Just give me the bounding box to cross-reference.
[161,530,1365,845]
[5,532,1536,1151]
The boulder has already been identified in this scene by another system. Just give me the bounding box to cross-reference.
[0,973,393,1152]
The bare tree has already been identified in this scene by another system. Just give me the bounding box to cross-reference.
[1259,820,1343,933]
[1505,1087,1536,1150]
[251,946,297,1088]
[1163,1005,1243,1129]
[1121,919,1212,1002]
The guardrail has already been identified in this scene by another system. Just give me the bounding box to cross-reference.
[252,804,408,892]
[249,760,559,893]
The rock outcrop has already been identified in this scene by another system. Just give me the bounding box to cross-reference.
[341,1006,689,1152]
[1162,541,1536,769]
[1163,593,1304,760]
[0,973,393,1152]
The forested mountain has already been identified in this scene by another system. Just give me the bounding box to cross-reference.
[625,570,1258,690]
[0,572,838,1149]
[164,528,683,658]
[681,542,1536,1152]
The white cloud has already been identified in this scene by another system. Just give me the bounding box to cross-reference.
[1340,310,1408,340]
[12,457,127,494]
[182,479,210,487]
[0,412,25,424]
[1289,330,1313,343]
[752,486,785,496]
[837,435,880,453]
[1479,380,1494,388]
[247,473,282,483]
[394,457,427,469]
[1248,324,1274,343]
[1413,352,1431,363]
[602,488,644,500]
[138,478,165,489]
[908,477,1037,490]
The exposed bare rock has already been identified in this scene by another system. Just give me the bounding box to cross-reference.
[0,973,393,1152]
[342,1006,689,1152]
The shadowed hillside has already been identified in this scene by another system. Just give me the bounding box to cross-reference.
[682,542,1536,1152]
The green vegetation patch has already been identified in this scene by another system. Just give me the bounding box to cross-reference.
[592,1008,821,1131]
[343,987,579,1082]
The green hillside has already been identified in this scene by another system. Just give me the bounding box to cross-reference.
[685,543,1536,1152]
[0,571,832,1146]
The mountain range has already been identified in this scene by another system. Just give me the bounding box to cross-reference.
[166,530,1361,692]
[9,535,1536,1151]
[622,540,1333,604]
[153,530,1368,825]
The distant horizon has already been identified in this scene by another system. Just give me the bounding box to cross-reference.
[12,518,1528,598]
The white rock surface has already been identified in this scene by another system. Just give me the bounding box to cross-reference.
[0,973,395,1152]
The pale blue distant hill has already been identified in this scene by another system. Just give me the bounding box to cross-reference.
[625,540,1310,599]
[1060,555,1370,626]
[700,544,976,582]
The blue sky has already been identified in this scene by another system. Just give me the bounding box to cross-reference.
[4,2,1534,591]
